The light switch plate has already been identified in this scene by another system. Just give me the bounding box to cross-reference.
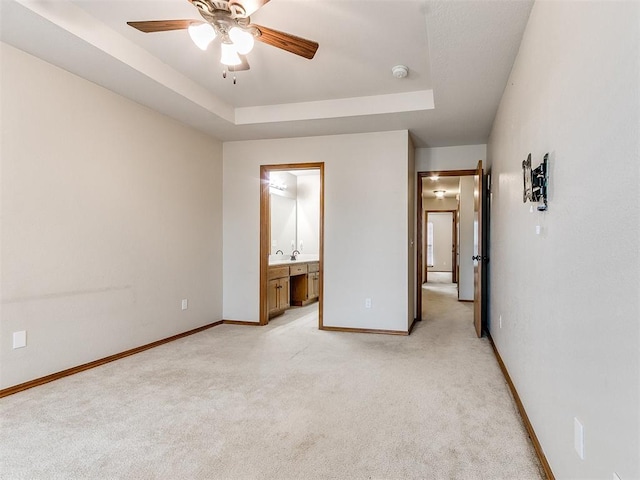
[13,331,27,349]
[181,299,188,311]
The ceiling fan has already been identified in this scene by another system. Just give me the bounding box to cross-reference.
[127,0,319,80]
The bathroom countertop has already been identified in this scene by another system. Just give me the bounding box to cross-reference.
[268,256,319,266]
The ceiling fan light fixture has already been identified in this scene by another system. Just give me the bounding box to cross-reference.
[221,42,242,66]
[188,23,216,50]
[229,27,255,55]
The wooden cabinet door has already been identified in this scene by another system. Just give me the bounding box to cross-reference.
[269,277,290,314]
[314,273,318,298]
[267,278,279,315]
[307,272,319,299]
[306,263,319,300]
[307,274,315,299]
[279,276,290,309]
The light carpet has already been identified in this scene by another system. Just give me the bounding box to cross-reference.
[1,288,544,479]
[426,271,453,284]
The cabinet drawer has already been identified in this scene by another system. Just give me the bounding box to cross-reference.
[289,264,308,276]
[268,266,289,280]
[308,262,319,273]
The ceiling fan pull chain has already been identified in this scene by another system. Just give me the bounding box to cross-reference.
[221,67,238,84]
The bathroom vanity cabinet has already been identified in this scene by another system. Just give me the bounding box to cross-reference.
[292,262,319,306]
[268,261,319,317]
[267,266,290,318]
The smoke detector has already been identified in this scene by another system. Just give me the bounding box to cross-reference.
[392,65,409,79]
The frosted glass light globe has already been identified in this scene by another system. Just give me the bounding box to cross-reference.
[188,23,216,50]
[229,27,254,55]
[221,42,241,66]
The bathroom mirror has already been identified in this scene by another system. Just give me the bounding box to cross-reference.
[269,171,298,255]
[270,194,297,254]
[269,170,320,256]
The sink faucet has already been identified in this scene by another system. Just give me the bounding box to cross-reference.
[275,250,283,255]
[291,250,300,260]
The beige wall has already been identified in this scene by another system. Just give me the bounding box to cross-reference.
[424,197,457,211]
[223,131,413,332]
[0,44,224,389]
[415,144,486,172]
[487,1,639,478]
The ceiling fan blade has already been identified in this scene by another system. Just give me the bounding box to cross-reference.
[253,25,318,59]
[229,55,250,72]
[127,20,202,33]
[229,0,270,18]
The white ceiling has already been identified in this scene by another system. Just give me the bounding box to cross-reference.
[0,0,534,147]
[422,176,461,198]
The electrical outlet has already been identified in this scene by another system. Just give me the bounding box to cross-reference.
[365,298,372,309]
[13,331,27,349]
[574,417,585,459]
[181,299,188,311]
[499,315,502,329]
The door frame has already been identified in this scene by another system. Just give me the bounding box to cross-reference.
[424,209,457,283]
[259,163,325,327]
[416,169,476,322]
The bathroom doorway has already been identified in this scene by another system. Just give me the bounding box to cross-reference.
[259,163,324,327]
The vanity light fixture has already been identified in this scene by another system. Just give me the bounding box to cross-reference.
[434,190,446,199]
[269,181,287,191]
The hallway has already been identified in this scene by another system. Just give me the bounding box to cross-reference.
[1,285,543,479]
[416,273,545,477]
